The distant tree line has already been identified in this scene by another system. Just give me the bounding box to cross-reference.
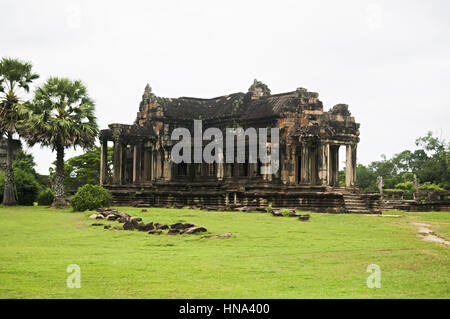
[355,132,449,192]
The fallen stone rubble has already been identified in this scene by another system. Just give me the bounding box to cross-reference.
[89,208,210,236]
[270,209,311,221]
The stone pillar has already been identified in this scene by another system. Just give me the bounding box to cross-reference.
[133,143,142,184]
[163,149,172,181]
[345,144,355,187]
[352,144,357,185]
[301,145,310,184]
[143,148,150,181]
[217,145,224,180]
[100,139,108,185]
[156,150,163,179]
[334,146,340,186]
[151,149,157,181]
[120,145,127,185]
[326,144,333,186]
[280,148,289,184]
[112,139,122,185]
[413,174,419,201]
[319,143,330,186]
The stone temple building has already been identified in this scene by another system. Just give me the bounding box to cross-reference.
[100,80,380,213]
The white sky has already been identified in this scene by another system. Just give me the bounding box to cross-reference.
[1,0,449,174]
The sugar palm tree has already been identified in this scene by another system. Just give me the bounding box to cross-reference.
[22,77,98,207]
[0,58,39,205]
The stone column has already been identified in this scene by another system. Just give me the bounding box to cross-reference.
[157,151,163,179]
[217,145,224,180]
[112,138,122,185]
[120,144,127,185]
[413,174,419,201]
[301,145,310,184]
[334,146,340,186]
[280,148,288,184]
[143,148,150,181]
[163,149,172,181]
[151,149,156,181]
[310,147,319,185]
[326,144,333,186]
[319,143,330,186]
[345,144,355,187]
[100,139,108,185]
[352,144,357,185]
[133,142,142,184]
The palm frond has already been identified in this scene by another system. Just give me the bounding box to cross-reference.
[22,77,99,151]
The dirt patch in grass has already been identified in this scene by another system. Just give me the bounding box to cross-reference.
[410,222,450,246]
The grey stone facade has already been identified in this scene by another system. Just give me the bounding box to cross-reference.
[100,80,379,213]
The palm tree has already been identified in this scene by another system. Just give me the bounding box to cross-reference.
[0,58,39,206]
[22,77,98,207]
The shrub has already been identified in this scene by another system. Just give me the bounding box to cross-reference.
[69,184,112,212]
[0,169,42,205]
[266,202,272,214]
[419,182,444,191]
[15,170,39,205]
[394,181,414,193]
[37,188,54,206]
[13,168,41,205]
[281,209,290,217]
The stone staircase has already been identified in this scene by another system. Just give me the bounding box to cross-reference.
[342,192,372,214]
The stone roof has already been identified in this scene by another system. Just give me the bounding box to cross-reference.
[156,93,246,120]
[136,81,324,122]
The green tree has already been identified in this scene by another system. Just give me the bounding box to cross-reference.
[414,132,450,188]
[0,149,43,205]
[0,58,39,205]
[356,132,450,191]
[21,78,98,207]
[50,146,112,193]
[13,149,49,189]
[13,149,37,175]
[356,164,377,191]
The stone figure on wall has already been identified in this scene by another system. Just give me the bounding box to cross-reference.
[377,176,384,200]
[414,174,419,200]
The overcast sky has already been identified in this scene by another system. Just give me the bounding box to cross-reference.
[1,0,449,174]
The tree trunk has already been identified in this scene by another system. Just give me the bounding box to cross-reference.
[52,144,67,207]
[2,132,17,206]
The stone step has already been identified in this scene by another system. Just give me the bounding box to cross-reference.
[344,200,367,204]
[344,199,366,203]
[343,193,372,213]
[343,196,365,200]
[346,211,371,214]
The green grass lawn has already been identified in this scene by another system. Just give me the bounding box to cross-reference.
[0,205,448,298]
